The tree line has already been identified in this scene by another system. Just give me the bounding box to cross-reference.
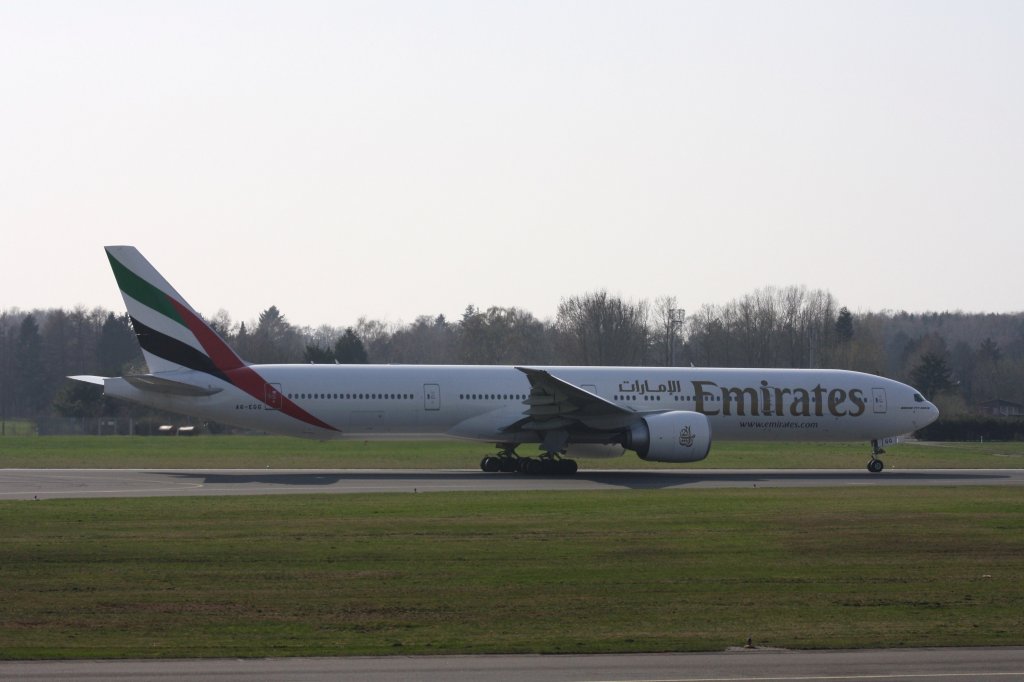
[3,286,1024,434]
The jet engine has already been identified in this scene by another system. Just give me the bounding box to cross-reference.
[624,411,712,462]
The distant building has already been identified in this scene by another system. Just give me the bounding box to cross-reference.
[977,399,1024,418]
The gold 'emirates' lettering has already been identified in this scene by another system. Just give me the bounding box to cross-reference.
[691,380,866,418]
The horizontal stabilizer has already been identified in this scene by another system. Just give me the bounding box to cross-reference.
[68,375,107,385]
[123,374,223,396]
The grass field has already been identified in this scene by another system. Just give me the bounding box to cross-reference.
[0,435,1022,469]
[2,436,1020,659]
[0,421,36,436]
[1,487,1022,659]
[0,432,1019,471]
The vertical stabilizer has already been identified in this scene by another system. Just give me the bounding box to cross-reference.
[105,246,246,377]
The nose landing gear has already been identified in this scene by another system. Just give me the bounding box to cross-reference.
[867,439,885,473]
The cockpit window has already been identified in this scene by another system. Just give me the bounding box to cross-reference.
[913,394,924,403]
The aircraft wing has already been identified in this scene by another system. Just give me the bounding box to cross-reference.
[511,366,640,432]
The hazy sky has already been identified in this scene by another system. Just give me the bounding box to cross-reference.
[2,1,1021,329]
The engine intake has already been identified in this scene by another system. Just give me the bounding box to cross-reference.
[625,411,712,462]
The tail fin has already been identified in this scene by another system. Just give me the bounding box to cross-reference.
[105,246,247,377]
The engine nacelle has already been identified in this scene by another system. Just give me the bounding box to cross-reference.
[624,411,712,462]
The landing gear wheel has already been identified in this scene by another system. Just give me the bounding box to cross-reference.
[485,445,521,474]
[867,458,884,473]
[515,454,579,475]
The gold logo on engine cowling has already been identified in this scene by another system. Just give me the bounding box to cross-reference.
[679,425,695,447]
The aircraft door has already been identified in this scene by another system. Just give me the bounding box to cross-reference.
[872,387,887,414]
[424,384,441,411]
[265,383,283,411]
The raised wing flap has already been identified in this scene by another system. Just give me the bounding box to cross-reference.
[514,367,639,431]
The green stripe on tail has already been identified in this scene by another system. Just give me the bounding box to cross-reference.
[106,250,186,326]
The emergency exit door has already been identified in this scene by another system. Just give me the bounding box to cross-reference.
[872,387,887,414]
[424,384,441,411]
[265,383,283,410]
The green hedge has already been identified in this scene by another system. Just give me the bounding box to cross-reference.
[918,416,1024,441]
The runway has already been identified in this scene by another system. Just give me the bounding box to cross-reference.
[1,467,1022,500]
[3,647,1024,681]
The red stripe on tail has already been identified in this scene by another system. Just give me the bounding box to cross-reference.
[169,298,339,432]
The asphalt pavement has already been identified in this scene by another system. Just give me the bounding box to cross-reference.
[2,467,1023,500]
[3,647,1024,681]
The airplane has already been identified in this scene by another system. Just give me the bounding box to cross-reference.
[71,246,940,474]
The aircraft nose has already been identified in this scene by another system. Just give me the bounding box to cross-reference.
[924,401,940,427]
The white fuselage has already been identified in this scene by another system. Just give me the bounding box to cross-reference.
[105,364,938,452]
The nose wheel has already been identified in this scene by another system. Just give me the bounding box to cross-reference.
[867,439,885,473]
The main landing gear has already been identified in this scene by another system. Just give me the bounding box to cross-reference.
[479,452,519,473]
[479,447,578,475]
[867,439,885,473]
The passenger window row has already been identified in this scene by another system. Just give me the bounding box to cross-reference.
[287,393,416,401]
[459,394,527,401]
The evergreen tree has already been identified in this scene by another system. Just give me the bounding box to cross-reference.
[910,352,954,397]
[978,337,1002,364]
[304,343,335,364]
[0,313,12,425]
[97,313,140,376]
[13,315,46,416]
[250,306,301,363]
[52,380,105,418]
[334,328,368,364]
[835,307,854,342]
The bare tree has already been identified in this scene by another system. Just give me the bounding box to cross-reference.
[651,296,685,367]
[354,317,396,363]
[457,306,549,365]
[556,291,649,366]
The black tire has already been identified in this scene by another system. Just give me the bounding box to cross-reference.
[481,456,501,473]
[867,459,884,473]
[558,459,578,475]
[499,458,518,473]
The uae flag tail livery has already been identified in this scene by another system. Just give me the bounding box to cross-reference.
[70,246,336,435]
